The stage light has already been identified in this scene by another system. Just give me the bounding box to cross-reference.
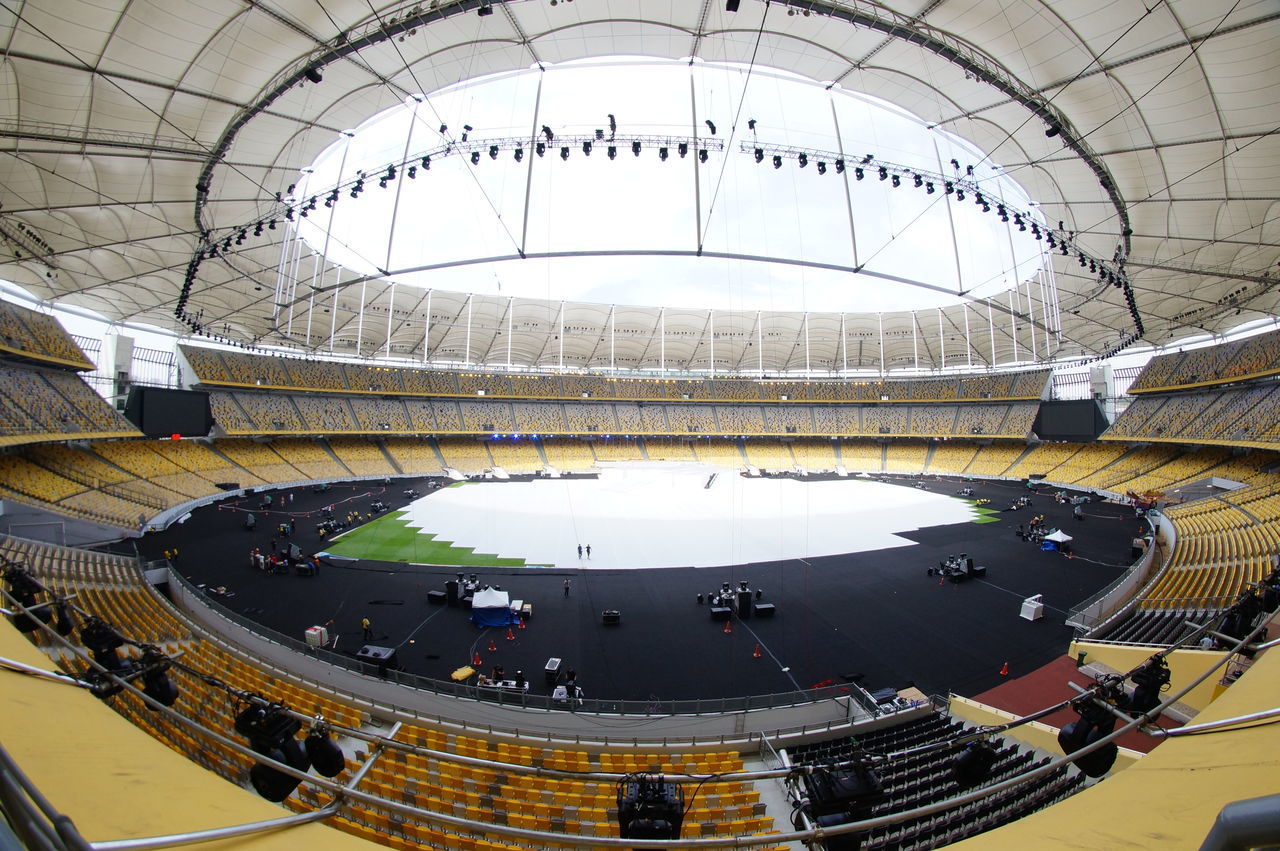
[951,740,998,787]
[659,146,668,161]
[1045,124,1061,138]
[607,145,616,159]
[560,146,569,160]
[253,221,264,235]
[303,67,323,84]
[913,173,922,187]
[698,148,708,163]
[834,158,844,173]
[816,161,826,174]
[4,565,48,634]
[421,155,431,170]
[890,174,900,187]
[53,600,75,636]
[470,151,481,165]
[79,617,125,671]
[139,647,179,709]
[747,118,756,130]
[514,147,523,162]
[854,167,863,180]
[304,720,346,777]
[997,204,1008,221]
[704,119,716,135]
[477,2,493,16]
[632,141,642,156]
[678,142,688,158]
[726,0,740,11]
[582,140,592,156]
[616,775,684,840]
[1057,700,1118,778]
[772,155,782,169]
[925,181,934,193]
[535,142,545,157]
[754,148,764,163]
[877,166,887,181]
[955,189,965,201]
[406,165,416,179]
[860,154,873,164]
[798,153,808,168]
[1031,223,1042,240]
[236,702,309,802]
[489,145,499,159]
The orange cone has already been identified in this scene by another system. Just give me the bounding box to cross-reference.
[752,644,762,659]
[938,576,946,586]
[999,661,1009,677]
[517,617,526,630]
[473,651,483,666]
[723,620,733,635]
[488,638,497,652]
[506,627,516,641]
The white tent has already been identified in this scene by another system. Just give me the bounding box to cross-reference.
[1044,529,1074,544]
[469,587,518,628]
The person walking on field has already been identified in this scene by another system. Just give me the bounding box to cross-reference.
[564,579,571,597]
[585,544,592,559]
[361,616,372,640]
[577,544,583,559]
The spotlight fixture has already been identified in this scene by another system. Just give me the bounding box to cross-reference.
[952,740,998,788]
[854,167,864,180]
[860,154,873,164]
[754,148,764,163]
[139,646,179,709]
[726,0,740,11]
[253,221,264,235]
[925,181,934,194]
[834,159,844,173]
[514,147,523,162]
[913,174,922,187]
[1031,223,1042,240]
[698,148,708,163]
[489,145,499,159]
[616,775,684,841]
[1057,699,1118,778]
[421,155,431,170]
[704,119,716,135]
[632,141,642,156]
[659,146,668,161]
[1045,125,1061,138]
[235,702,309,802]
[470,151,481,165]
[877,166,887,181]
[997,204,1009,222]
[303,67,323,84]
[944,181,954,194]
[438,124,448,134]
[798,153,808,168]
[477,2,494,15]
[747,118,756,130]
[955,189,965,201]
[583,140,592,156]
[304,720,347,777]
[560,146,570,160]
[816,161,826,174]
[772,155,782,169]
[607,145,617,159]
[677,142,688,158]
[535,142,546,157]
[890,174,900,187]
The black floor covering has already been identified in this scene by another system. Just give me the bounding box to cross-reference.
[136,474,1141,704]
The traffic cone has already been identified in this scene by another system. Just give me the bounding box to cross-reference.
[488,638,497,652]
[938,576,945,586]
[473,651,482,666]
[999,661,1009,677]
[506,627,516,641]
[723,620,733,635]
[517,617,526,630]
[752,644,762,659]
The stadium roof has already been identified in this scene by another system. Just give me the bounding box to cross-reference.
[1,0,1277,374]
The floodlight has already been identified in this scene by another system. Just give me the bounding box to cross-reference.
[951,740,998,787]
[304,720,347,777]
[704,119,716,135]
[514,147,523,161]
[632,141,642,156]
[470,151,480,165]
[698,148,708,163]
[798,153,808,168]
[489,145,499,159]
[560,146,569,160]
[659,146,668,161]
[878,166,887,180]
[754,148,764,163]
[834,158,844,173]
[678,142,688,157]
[303,67,323,84]
[772,155,782,169]
[854,167,863,180]
[607,145,616,159]
[583,140,592,156]
[816,161,826,174]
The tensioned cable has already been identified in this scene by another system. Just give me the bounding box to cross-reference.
[698,1,771,253]
[346,0,524,258]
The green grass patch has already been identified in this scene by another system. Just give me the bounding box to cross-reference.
[325,511,526,566]
[971,515,1002,524]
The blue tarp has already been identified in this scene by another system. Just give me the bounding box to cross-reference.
[470,607,521,627]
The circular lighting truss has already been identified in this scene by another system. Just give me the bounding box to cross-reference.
[177,0,1150,375]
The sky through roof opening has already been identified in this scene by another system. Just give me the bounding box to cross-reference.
[297,57,1049,316]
